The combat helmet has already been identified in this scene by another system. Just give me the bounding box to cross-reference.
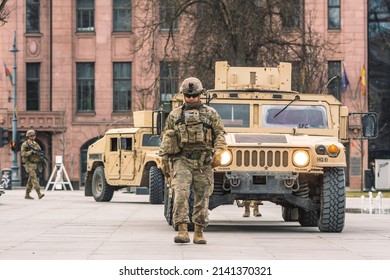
[26,130,36,137]
[180,77,204,96]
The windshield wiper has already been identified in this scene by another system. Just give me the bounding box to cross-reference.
[273,95,300,118]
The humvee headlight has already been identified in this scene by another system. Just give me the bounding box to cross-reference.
[292,150,310,167]
[327,144,340,157]
[220,149,233,166]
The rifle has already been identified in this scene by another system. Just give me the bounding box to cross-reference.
[26,142,50,162]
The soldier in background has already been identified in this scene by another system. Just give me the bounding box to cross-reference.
[21,130,45,200]
[242,200,262,217]
[160,77,227,244]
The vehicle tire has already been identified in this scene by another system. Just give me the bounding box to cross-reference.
[318,167,345,232]
[149,166,164,204]
[282,207,298,222]
[84,173,93,196]
[84,185,92,196]
[298,208,319,227]
[92,166,114,202]
[164,184,173,225]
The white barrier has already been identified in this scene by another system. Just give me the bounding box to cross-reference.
[360,191,384,214]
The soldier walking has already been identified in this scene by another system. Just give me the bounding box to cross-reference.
[160,77,227,244]
[242,200,262,217]
[21,130,45,199]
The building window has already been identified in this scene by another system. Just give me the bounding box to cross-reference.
[26,63,40,111]
[113,0,132,32]
[113,62,132,112]
[281,0,302,29]
[160,61,179,103]
[26,0,40,33]
[291,61,305,92]
[76,0,95,32]
[159,0,178,31]
[328,61,341,100]
[76,63,95,112]
[328,0,341,30]
[368,0,390,161]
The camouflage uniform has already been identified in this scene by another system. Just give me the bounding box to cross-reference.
[243,200,262,217]
[21,135,45,199]
[160,102,227,228]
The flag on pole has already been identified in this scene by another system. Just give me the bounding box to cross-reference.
[341,64,349,93]
[4,62,13,85]
[360,65,366,96]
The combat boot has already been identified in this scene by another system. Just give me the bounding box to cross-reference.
[253,203,262,217]
[25,193,34,199]
[37,189,45,199]
[174,224,190,243]
[193,224,207,244]
[242,201,250,217]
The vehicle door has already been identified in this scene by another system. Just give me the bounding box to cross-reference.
[119,135,135,180]
[107,136,120,179]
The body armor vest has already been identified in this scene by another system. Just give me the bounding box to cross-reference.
[176,108,213,149]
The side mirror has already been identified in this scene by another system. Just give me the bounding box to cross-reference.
[349,112,379,140]
[153,109,168,135]
[156,113,161,135]
[362,113,378,138]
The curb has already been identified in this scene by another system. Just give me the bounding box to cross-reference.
[346,208,390,214]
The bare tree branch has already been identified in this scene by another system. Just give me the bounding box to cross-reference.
[132,0,341,105]
[0,0,10,26]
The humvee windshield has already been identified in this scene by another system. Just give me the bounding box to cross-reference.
[263,105,328,129]
[209,104,250,127]
[209,103,328,129]
[142,134,161,146]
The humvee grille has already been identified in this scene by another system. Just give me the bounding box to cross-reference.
[235,149,289,168]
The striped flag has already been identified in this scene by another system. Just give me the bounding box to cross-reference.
[360,65,366,96]
[4,62,13,85]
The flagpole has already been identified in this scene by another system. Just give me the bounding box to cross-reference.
[9,31,20,187]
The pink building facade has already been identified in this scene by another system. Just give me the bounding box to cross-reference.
[0,0,369,189]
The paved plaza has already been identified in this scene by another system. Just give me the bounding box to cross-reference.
[0,188,389,260]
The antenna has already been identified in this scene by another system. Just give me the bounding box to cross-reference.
[321,75,339,94]
[99,116,130,138]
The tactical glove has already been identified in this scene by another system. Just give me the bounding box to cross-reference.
[211,148,225,168]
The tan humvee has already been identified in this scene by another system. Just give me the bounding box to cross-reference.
[163,61,377,232]
[85,111,165,204]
